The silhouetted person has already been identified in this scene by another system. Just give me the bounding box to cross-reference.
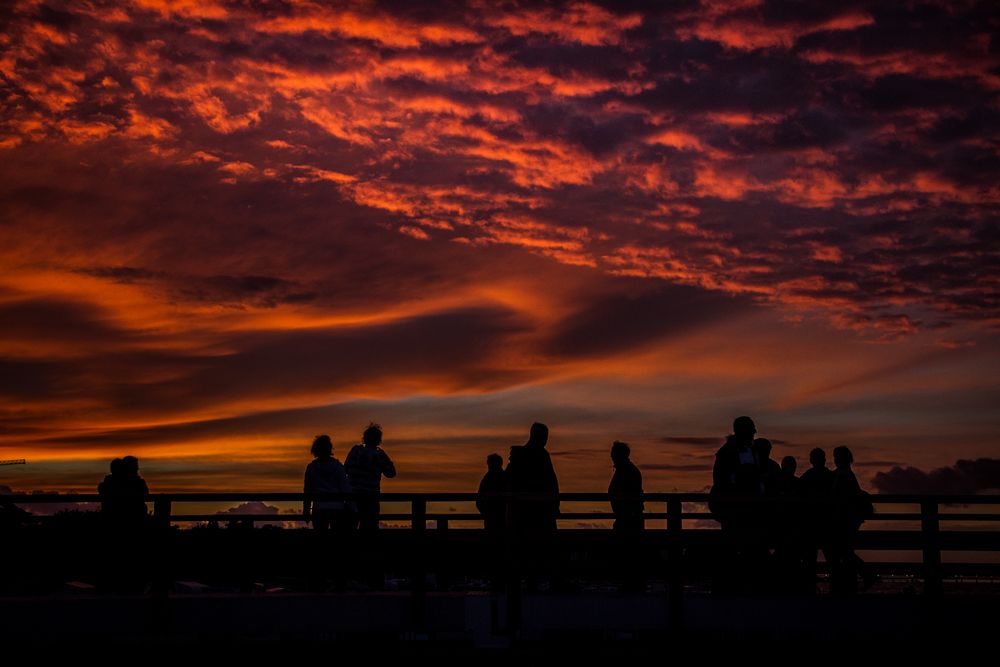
[303,435,353,591]
[609,441,645,592]
[96,455,150,594]
[710,417,766,593]
[799,447,835,586]
[608,441,644,533]
[476,453,508,534]
[345,422,396,533]
[98,456,149,522]
[710,416,761,527]
[303,435,354,532]
[773,455,803,590]
[755,438,782,497]
[506,422,562,592]
[778,456,799,496]
[799,448,834,497]
[506,422,560,535]
[829,446,876,594]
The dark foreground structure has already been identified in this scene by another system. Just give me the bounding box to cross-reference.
[3,492,999,650]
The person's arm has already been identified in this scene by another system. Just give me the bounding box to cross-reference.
[608,471,620,515]
[712,449,729,488]
[380,449,396,479]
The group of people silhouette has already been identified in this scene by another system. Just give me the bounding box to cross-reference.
[302,422,396,534]
[92,416,875,594]
[709,416,876,594]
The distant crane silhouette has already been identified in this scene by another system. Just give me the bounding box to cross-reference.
[0,459,26,466]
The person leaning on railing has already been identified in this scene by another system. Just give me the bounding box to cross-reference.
[345,422,396,533]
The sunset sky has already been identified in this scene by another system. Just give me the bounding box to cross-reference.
[1,0,998,498]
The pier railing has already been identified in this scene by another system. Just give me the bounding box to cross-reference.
[7,492,1000,595]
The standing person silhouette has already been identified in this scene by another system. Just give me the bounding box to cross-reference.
[799,447,834,587]
[477,453,509,596]
[709,416,765,592]
[505,422,561,591]
[303,435,353,532]
[755,438,782,497]
[609,441,645,592]
[506,422,559,535]
[829,446,876,594]
[345,423,396,533]
[608,441,644,533]
[97,455,150,593]
[710,416,761,528]
[303,435,353,591]
[476,453,508,535]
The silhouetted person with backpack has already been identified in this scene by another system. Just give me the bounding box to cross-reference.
[97,455,150,593]
[98,456,150,523]
[345,423,396,533]
[303,435,354,532]
[476,453,508,534]
[829,446,877,594]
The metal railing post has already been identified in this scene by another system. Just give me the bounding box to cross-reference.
[410,498,427,634]
[667,497,684,632]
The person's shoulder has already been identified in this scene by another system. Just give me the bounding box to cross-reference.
[715,437,735,456]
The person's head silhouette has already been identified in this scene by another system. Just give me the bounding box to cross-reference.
[528,422,549,448]
[109,457,124,476]
[733,416,756,444]
[487,453,503,472]
[755,438,773,461]
[781,455,797,476]
[610,441,631,467]
[833,446,853,469]
[809,447,826,469]
[362,422,383,448]
[311,434,333,458]
[122,456,140,476]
